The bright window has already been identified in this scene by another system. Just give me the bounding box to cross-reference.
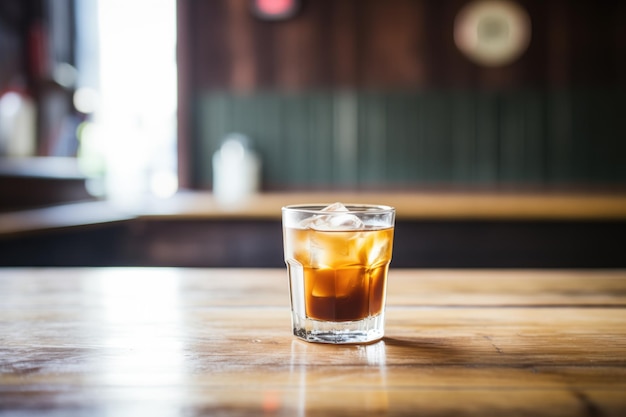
[77,0,178,204]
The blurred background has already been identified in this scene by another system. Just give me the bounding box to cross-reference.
[0,0,625,267]
[181,0,626,191]
[0,0,177,206]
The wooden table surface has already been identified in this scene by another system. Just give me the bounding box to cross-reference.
[1,268,625,416]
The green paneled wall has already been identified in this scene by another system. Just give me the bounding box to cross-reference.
[195,89,626,189]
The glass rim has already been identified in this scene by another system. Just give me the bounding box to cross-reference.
[282,203,395,215]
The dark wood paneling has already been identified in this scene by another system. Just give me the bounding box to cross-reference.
[0,222,130,266]
[178,0,626,91]
[1,217,624,268]
[0,158,94,211]
[0,175,93,211]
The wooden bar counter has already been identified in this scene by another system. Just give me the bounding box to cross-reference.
[1,268,625,416]
[2,191,626,268]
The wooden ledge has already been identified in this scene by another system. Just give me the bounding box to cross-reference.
[1,190,625,239]
[135,190,626,221]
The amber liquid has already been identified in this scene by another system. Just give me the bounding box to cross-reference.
[285,227,394,322]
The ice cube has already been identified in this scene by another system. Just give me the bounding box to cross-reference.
[321,202,349,213]
[301,202,365,231]
[363,233,389,265]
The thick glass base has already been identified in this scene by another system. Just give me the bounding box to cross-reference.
[292,312,385,344]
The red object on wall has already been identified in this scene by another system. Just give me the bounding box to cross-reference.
[251,0,300,20]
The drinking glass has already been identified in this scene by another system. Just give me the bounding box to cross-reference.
[282,204,395,344]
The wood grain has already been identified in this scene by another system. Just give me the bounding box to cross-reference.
[178,0,626,90]
[1,268,625,416]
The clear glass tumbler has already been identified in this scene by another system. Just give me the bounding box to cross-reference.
[282,204,395,344]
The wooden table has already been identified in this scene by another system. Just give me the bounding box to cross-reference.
[1,268,625,416]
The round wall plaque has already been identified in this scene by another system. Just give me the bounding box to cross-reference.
[454,0,531,67]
